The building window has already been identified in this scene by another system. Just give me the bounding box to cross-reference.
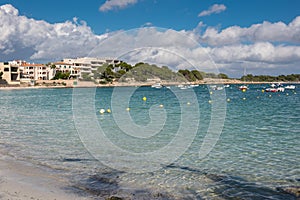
[4,68,9,72]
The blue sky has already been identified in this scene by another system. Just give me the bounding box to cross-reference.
[2,0,299,34]
[0,0,300,77]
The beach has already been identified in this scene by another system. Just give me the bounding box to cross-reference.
[0,153,90,200]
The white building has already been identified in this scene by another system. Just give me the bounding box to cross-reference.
[0,61,20,84]
[19,62,55,81]
[62,57,122,79]
[52,62,80,79]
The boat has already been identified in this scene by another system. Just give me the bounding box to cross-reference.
[151,83,162,89]
[239,85,248,91]
[211,85,224,90]
[285,85,296,90]
[265,88,278,92]
[265,83,285,92]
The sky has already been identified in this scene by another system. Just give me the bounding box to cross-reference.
[0,0,299,77]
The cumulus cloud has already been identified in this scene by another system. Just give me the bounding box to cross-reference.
[0,4,299,76]
[99,0,138,12]
[201,16,300,46]
[198,4,226,17]
[0,4,107,61]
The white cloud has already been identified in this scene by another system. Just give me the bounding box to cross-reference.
[0,4,299,76]
[99,0,138,12]
[0,4,107,61]
[198,4,226,17]
[201,16,300,46]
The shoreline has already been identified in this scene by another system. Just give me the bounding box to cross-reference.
[0,80,299,90]
[0,153,92,200]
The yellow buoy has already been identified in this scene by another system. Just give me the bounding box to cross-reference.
[142,96,147,101]
[187,102,191,105]
[99,109,105,114]
[208,100,212,104]
[107,108,111,113]
[261,89,265,93]
[210,91,213,95]
[159,104,164,108]
[126,107,130,111]
[242,89,246,92]
[227,98,230,102]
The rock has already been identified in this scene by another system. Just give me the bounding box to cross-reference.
[106,196,123,200]
[277,186,300,197]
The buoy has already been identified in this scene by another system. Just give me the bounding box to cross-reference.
[242,97,246,100]
[286,93,289,96]
[107,109,111,113]
[269,94,272,98]
[142,96,147,101]
[261,89,265,93]
[208,100,212,104]
[227,98,230,102]
[257,96,260,99]
[187,102,191,105]
[242,89,246,92]
[126,107,130,111]
[99,109,105,114]
[159,104,164,108]
[210,91,213,95]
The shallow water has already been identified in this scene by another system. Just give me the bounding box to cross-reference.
[0,85,299,199]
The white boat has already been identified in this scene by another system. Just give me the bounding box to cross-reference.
[265,83,285,92]
[285,85,296,90]
[239,85,248,91]
[265,88,278,92]
[211,85,224,90]
[151,83,162,89]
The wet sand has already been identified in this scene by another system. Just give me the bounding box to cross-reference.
[0,154,91,200]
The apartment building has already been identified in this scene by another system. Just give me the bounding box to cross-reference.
[52,62,80,79]
[62,57,122,79]
[0,61,20,84]
[19,63,55,81]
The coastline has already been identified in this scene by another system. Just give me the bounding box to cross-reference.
[0,79,299,90]
[0,152,91,200]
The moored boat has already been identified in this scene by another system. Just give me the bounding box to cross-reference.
[285,85,296,90]
[239,85,248,91]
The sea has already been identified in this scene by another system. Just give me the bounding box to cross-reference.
[0,84,299,199]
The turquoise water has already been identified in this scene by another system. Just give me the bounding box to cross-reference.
[0,85,299,199]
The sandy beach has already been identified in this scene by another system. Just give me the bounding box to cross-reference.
[0,153,91,200]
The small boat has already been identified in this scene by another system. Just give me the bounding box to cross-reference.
[211,85,224,90]
[285,85,296,90]
[151,83,162,89]
[277,87,285,92]
[239,85,248,91]
[265,83,285,92]
[265,88,278,92]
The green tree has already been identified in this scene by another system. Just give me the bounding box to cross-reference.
[191,70,203,80]
[218,73,229,79]
[52,71,70,80]
[0,71,3,79]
